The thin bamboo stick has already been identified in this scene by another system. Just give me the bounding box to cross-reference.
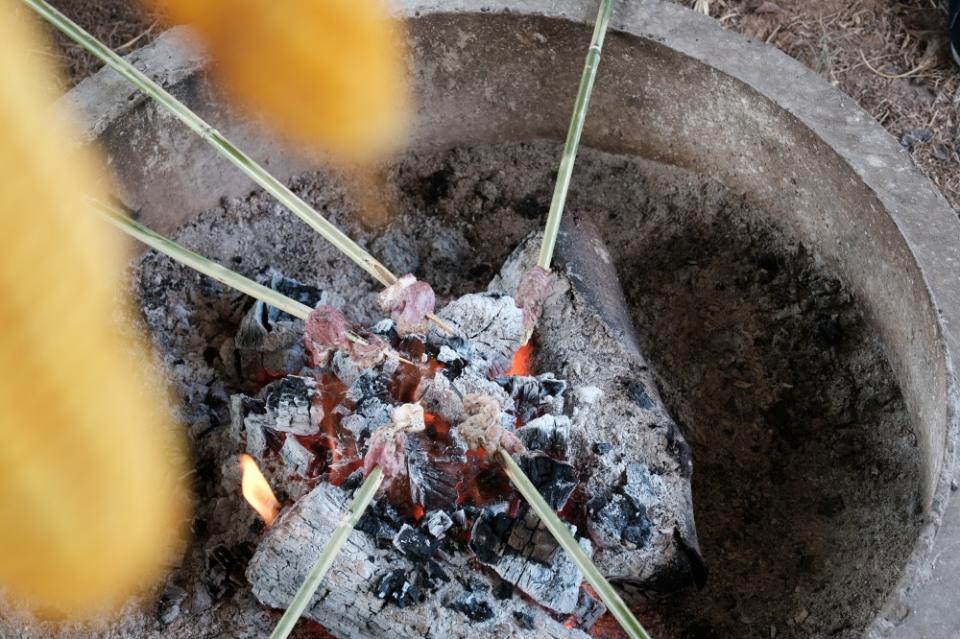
[268,466,384,639]
[23,0,395,287]
[498,448,652,639]
[95,201,418,364]
[537,0,615,270]
[24,0,457,336]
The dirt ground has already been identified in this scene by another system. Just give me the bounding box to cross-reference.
[40,0,960,215]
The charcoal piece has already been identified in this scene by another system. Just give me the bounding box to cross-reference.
[572,588,607,629]
[517,415,571,457]
[375,569,420,608]
[436,345,467,380]
[256,268,325,325]
[586,492,652,550]
[490,522,590,614]
[494,580,514,600]
[263,376,318,435]
[468,509,513,563]
[514,610,536,630]
[448,592,494,623]
[625,380,656,410]
[330,350,362,387]
[422,560,450,589]
[592,442,612,455]
[340,468,364,491]
[424,510,453,538]
[496,373,567,410]
[392,524,439,562]
[427,292,523,375]
[231,395,267,459]
[516,453,578,510]
[406,432,465,510]
[348,370,392,407]
[279,436,314,476]
[231,270,337,382]
[506,508,560,565]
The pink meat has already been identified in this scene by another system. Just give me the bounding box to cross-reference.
[378,274,436,335]
[304,305,352,366]
[515,266,555,333]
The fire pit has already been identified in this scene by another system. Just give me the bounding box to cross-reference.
[8,1,960,638]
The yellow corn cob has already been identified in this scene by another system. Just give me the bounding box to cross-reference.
[0,5,187,615]
[159,0,410,162]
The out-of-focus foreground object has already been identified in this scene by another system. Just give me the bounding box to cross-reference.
[158,0,410,162]
[0,3,187,616]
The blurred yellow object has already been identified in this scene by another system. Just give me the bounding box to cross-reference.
[0,5,187,615]
[160,0,410,162]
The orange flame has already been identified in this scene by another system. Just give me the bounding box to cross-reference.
[506,341,535,376]
[240,454,281,526]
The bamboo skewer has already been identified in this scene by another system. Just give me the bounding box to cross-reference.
[23,0,455,336]
[269,466,384,639]
[537,0,615,270]
[498,448,652,639]
[96,201,414,365]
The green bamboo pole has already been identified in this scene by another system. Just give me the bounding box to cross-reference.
[269,466,384,639]
[537,0,615,270]
[23,0,396,286]
[498,448,652,639]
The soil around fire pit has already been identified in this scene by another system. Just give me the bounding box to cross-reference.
[0,141,921,638]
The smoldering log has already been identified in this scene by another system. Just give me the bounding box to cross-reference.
[247,482,591,639]
[490,222,705,600]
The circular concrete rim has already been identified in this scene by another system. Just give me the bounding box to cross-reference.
[58,0,960,635]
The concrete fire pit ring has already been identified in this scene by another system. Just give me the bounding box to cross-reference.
[61,0,960,636]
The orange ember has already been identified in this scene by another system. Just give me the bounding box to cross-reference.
[240,454,281,526]
[506,341,535,376]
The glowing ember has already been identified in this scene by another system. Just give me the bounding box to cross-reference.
[506,341,535,376]
[240,454,281,525]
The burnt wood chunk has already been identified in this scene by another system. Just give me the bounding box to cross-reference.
[490,223,703,600]
[247,483,590,639]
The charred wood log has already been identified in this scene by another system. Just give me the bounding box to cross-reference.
[490,221,705,600]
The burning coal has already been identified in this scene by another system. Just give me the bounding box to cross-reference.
[226,228,700,638]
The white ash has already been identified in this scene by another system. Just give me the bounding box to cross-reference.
[427,292,523,375]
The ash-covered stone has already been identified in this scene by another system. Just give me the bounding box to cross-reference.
[263,376,318,435]
[376,569,420,608]
[517,453,578,510]
[392,524,439,562]
[279,436,314,477]
[572,588,607,629]
[424,510,453,538]
[448,591,494,623]
[428,292,523,375]
[517,414,571,457]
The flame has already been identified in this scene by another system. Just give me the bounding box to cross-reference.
[506,341,535,376]
[240,454,281,526]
